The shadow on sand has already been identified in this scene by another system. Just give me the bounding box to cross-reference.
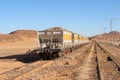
[0,50,41,63]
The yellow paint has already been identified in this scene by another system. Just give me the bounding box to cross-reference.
[74,34,79,40]
[80,36,84,40]
[63,34,72,40]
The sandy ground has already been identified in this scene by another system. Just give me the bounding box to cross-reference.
[0,40,38,56]
[0,60,25,74]
[0,40,38,74]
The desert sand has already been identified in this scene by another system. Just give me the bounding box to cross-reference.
[0,30,38,74]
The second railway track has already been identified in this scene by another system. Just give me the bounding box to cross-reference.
[95,42,120,80]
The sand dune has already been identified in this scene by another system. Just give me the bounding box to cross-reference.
[0,30,38,56]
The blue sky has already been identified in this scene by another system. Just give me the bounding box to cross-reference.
[0,0,120,37]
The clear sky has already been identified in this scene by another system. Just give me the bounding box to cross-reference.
[0,0,120,37]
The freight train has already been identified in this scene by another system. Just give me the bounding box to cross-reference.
[38,27,89,59]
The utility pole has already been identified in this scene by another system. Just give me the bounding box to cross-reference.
[37,31,40,48]
[110,18,115,32]
[110,19,112,32]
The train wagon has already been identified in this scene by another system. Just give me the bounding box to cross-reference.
[38,27,89,59]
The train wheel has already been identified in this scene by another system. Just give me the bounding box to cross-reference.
[70,48,72,52]
[38,52,43,60]
[58,52,62,57]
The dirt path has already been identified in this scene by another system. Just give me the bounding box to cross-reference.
[76,43,95,80]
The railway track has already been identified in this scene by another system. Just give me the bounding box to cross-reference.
[97,42,120,70]
[24,43,94,80]
[95,42,120,80]
[0,60,54,80]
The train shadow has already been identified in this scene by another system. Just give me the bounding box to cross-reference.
[0,50,41,63]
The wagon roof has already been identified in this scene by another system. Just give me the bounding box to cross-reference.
[38,27,73,33]
[38,27,84,37]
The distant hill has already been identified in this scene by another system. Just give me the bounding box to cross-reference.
[90,31,120,42]
[0,30,37,43]
[0,32,2,35]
